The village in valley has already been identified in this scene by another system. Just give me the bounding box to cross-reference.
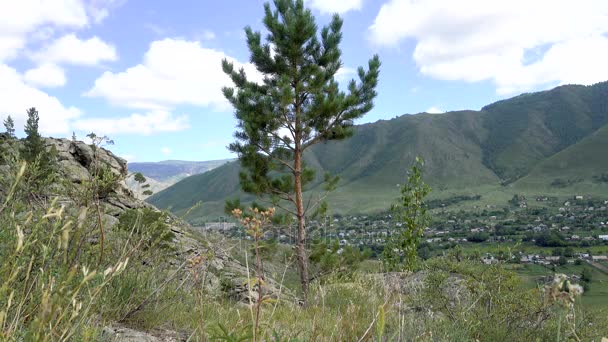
[200,193,608,279]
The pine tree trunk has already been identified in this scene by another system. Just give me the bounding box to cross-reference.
[294,149,310,299]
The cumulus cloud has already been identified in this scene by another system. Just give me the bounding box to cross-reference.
[72,110,189,135]
[160,147,172,156]
[86,0,125,23]
[24,63,67,88]
[335,66,356,82]
[369,0,608,94]
[0,64,81,135]
[425,106,444,114]
[0,0,118,62]
[306,0,363,14]
[31,34,117,66]
[86,38,262,110]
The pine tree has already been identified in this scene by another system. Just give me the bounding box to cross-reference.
[222,0,380,295]
[22,107,44,162]
[20,107,57,194]
[3,115,15,137]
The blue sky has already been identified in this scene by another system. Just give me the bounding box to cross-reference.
[1,0,608,162]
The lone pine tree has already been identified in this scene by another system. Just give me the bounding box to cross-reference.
[21,107,57,194]
[222,0,380,295]
[21,107,44,162]
[3,115,15,137]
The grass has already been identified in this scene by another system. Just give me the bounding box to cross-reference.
[509,263,608,309]
[3,152,608,340]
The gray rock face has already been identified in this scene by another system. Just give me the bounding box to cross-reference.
[1,135,150,224]
[47,138,128,181]
[43,138,152,219]
[101,325,185,341]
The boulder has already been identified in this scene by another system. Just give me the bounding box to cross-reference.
[101,325,185,342]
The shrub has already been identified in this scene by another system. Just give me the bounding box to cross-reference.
[116,208,175,250]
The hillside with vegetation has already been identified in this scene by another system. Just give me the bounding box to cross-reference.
[1,129,607,339]
[126,159,234,199]
[149,82,608,222]
[2,1,608,340]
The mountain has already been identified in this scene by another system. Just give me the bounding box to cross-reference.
[129,159,235,182]
[514,123,608,191]
[147,82,608,222]
[126,159,234,198]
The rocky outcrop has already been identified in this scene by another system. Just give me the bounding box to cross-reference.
[45,138,147,213]
[0,134,296,341]
[101,325,186,342]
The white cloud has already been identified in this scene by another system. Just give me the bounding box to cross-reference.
[120,154,136,162]
[425,106,443,114]
[307,0,363,14]
[0,0,90,61]
[0,64,81,135]
[24,63,66,88]
[335,66,355,82]
[86,0,125,23]
[369,0,608,94]
[86,38,262,110]
[72,110,189,135]
[197,30,216,41]
[160,147,172,156]
[31,34,117,66]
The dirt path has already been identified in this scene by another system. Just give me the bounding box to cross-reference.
[586,260,608,274]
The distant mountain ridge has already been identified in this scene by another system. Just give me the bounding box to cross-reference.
[129,159,235,182]
[147,82,608,222]
[126,159,234,199]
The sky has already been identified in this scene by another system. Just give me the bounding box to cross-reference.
[1,0,608,162]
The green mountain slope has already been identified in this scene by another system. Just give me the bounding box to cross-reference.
[514,123,608,191]
[481,83,608,181]
[147,82,608,221]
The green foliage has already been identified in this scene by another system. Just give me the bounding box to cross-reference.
[209,324,253,341]
[116,208,175,250]
[467,232,490,243]
[222,0,380,295]
[21,108,44,162]
[3,115,15,137]
[535,231,567,247]
[581,267,593,283]
[309,240,371,277]
[16,108,58,195]
[383,157,431,271]
[133,172,146,184]
[222,0,380,202]
[416,259,606,341]
[0,163,131,339]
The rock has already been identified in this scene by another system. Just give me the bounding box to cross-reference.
[101,325,185,342]
[58,160,90,183]
[104,214,120,228]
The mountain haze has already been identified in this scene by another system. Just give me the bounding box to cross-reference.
[126,159,234,198]
[148,82,608,221]
[129,159,235,182]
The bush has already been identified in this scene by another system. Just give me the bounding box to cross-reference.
[0,163,131,339]
[116,208,175,250]
[467,232,490,242]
